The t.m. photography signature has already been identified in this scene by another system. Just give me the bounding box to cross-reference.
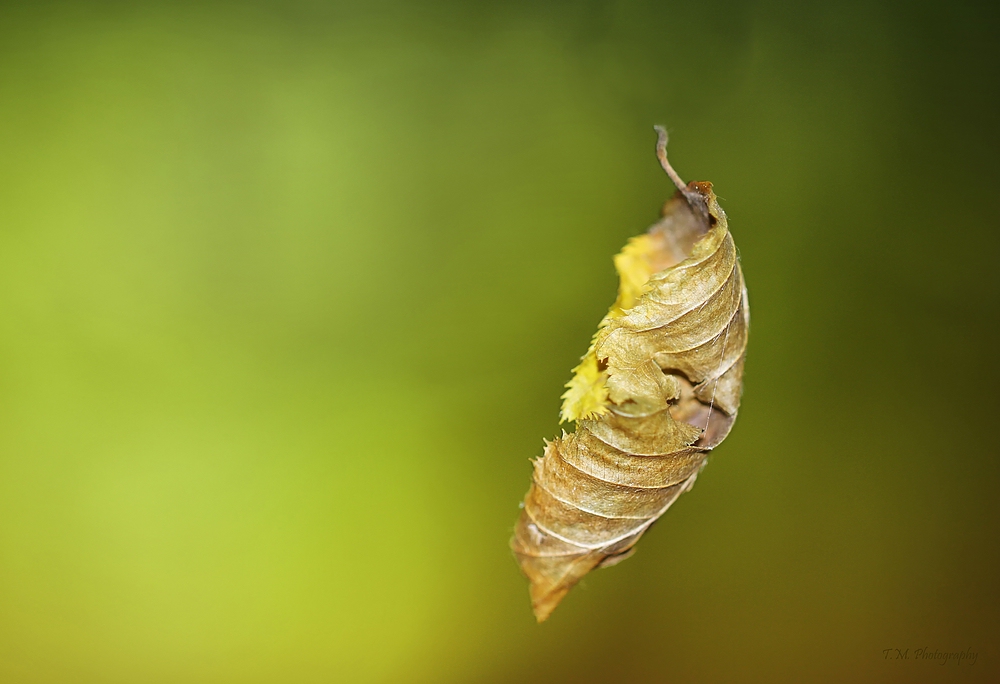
[883,647,978,666]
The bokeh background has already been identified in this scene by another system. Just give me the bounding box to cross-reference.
[1,1,998,682]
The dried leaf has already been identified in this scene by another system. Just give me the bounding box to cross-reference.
[511,127,749,622]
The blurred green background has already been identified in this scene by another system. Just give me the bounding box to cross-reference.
[1,1,998,682]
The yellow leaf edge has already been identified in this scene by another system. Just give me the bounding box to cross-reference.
[559,233,659,423]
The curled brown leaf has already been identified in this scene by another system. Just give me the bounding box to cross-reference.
[511,128,749,622]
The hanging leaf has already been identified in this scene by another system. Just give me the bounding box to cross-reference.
[511,127,749,622]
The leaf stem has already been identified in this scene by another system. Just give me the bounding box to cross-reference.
[654,125,687,192]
